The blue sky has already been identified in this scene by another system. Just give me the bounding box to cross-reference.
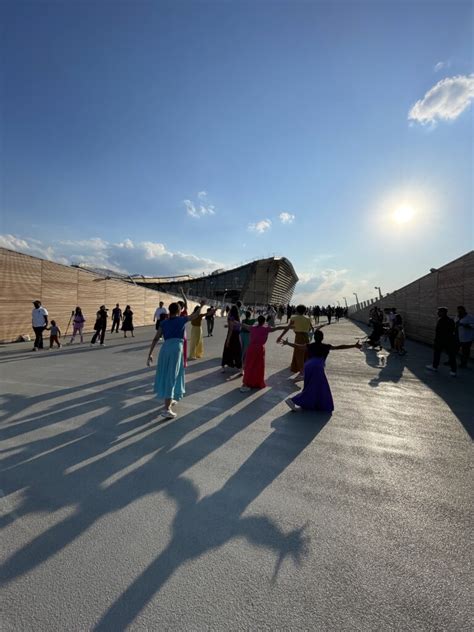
[1,0,472,304]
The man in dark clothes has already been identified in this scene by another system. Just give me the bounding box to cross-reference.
[111,303,122,333]
[91,305,108,346]
[426,307,457,376]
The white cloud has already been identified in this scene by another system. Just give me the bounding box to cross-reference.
[292,268,371,306]
[279,212,295,224]
[408,74,474,125]
[184,191,216,218]
[247,219,272,234]
[0,234,222,277]
[434,60,451,73]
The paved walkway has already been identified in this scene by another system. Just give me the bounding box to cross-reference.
[0,319,472,631]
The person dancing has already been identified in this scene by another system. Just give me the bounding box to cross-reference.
[177,296,189,368]
[240,316,286,391]
[240,310,256,367]
[188,300,206,360]
[276,304,313,374]
[147,299,213,420]
[281,330,361,412]
[221,305,242,372]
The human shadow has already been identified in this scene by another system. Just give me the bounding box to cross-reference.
[352,322,474,438]
[94,411,330,631]
[0,358,321,617]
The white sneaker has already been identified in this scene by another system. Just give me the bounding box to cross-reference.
[425,365,437,372]
[450,371,457,377]
[240,386,251,392]
[285,398,298,412]
[160,409,177,420]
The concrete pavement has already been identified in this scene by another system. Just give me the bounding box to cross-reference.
[0,318,472,630]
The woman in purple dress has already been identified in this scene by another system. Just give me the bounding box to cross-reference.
[281,330,361,412]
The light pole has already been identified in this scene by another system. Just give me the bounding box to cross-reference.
[353,292,360,309]
[374,286,382,300]
[343,297,348,309]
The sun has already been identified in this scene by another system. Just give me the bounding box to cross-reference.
[393,204,415,224]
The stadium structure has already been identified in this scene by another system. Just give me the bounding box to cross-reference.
[133,257,299,306]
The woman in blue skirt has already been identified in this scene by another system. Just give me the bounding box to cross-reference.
[147,295,213,420]
[281,330,361,413]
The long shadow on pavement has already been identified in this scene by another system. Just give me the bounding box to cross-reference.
[352,322,474,439]
[0,362,327,631]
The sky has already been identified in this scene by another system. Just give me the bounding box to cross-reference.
[1,0,473,305]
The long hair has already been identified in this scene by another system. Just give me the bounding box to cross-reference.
[229,305,240,321]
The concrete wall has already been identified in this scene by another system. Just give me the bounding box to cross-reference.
[349,251,474,345]
[0,248,200,343]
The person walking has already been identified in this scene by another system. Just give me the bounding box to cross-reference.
[326,305,333,325]
[281,330,361,412]
[48,320,62,349]
[239,316,286,391]
[276,304,313,374]
[205,307,215,337]
[69,307,85,344]
[121,305,134,338]
[31,300,48,351]
[90,305,108,346]
[147,303,214,419]
[426,307,457,376]
[313,305,320,324]
[455,305,474,368]
[111,304,122,333]
[188,300,206,360]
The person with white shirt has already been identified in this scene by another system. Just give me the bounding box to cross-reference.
[153,302,168,329]
[456,305,474,368]
[153,301,169,340]
[31,300,49,350]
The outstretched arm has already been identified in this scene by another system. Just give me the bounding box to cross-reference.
[184,306,214,323]
[276,323,293,342]
[180,287,188,311]
[147,329,162,366]
[269,325,289,333]
[280,339,306,350]
[329,342,362,351]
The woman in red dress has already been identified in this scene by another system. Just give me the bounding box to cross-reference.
[239,316,286,391]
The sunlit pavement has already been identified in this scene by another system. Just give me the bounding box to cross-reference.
[0,318,472,631]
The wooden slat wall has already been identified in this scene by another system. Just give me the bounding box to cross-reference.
[349,251,474,348]
[0,248,199,342]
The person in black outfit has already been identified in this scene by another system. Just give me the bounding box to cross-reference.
[326,305,333,325]
[426,307,457,376]
[91,305,108,346]
[111,303,122,333]
[205,307,215,336]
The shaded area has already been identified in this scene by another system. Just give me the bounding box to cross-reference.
[0,363,326,629]
[353,322,474,439]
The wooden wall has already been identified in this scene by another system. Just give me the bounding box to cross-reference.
[0,248,199,343]
[349,251,474,346]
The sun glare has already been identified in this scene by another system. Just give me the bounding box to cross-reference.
[393,204,415,224]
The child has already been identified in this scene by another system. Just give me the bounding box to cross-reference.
[239,316,286,391]
[69,307,85,344]
[49,320,61,349]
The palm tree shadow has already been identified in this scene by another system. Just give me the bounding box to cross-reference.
[94,411,331,631]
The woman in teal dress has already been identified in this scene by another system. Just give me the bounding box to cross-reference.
[240,310,256,366]
[147,295,213,420]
